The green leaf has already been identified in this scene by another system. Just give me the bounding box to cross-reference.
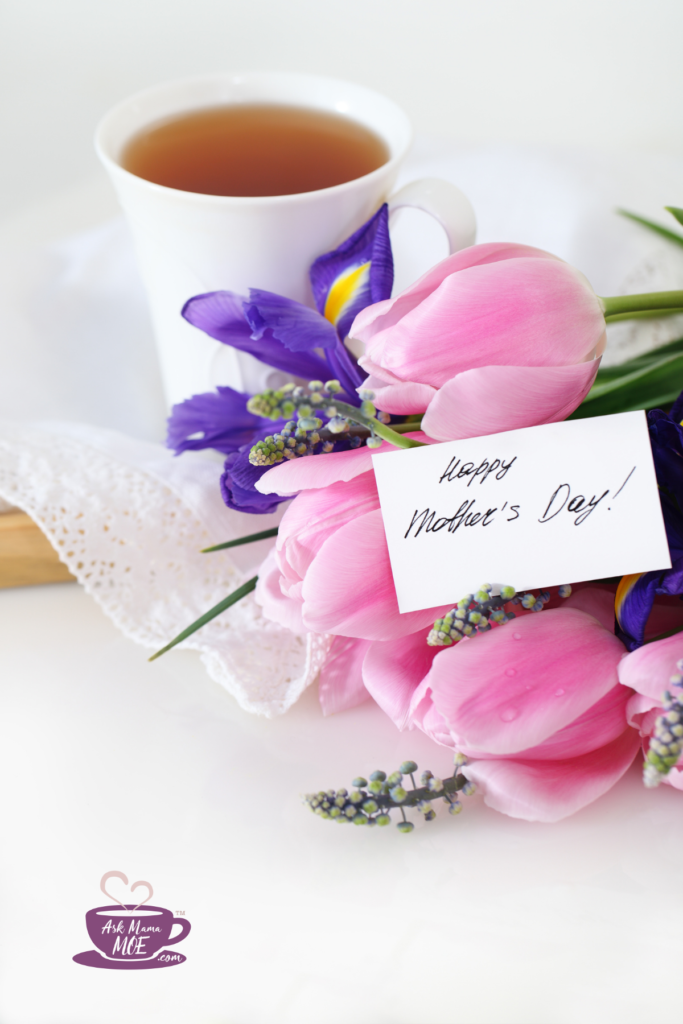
[570,351,683,419]
[148,576,258,661]
[202,527,278,553]
[617,208,683,249]
[590,336,683,384]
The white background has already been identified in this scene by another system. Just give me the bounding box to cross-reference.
[2,2,683,1022]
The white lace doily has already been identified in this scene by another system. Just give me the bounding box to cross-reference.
[0,420,332,717]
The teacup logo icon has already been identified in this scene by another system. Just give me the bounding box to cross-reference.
[73,871,191,970]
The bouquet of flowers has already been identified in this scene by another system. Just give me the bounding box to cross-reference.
[153,202,683,832]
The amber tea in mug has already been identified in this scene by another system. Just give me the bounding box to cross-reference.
[121,103,390,197]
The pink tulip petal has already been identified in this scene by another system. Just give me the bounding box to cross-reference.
[626,692,660,732]
[276,472,380,584]
[563,586,616,633]
[412,688,454,746]
[350,243,561,345]
[370,381,438,415]
[440,684,632,763]
[617,632,683,700]
[462,727,640,822]
[362,631,440,728]
[318,636,372,716]
[256,432,434,495]
[356,358,406,386]
[663,764,683,790]
[361,259,604,387]
[254,548,305,633]
[427,608,626,755]
[513,684,632,760]
[301,508,449,640]
[422,362,599,442]
[357,372,400,392]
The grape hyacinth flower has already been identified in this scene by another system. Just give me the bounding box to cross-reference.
[426,584,572,646]
[642,660,683,787]
[304,756,475,832]
[246,380,423,467]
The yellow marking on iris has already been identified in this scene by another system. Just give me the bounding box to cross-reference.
[324,262,371,326]
[615,572,644,625]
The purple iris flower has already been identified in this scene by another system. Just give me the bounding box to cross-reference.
[166,386,275,455]
[616,392,683,649]
[167,205,394,514]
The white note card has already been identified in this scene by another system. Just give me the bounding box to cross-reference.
[372,411,671,614]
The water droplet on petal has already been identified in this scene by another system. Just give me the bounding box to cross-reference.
[505,668,516,677]
[555,687,565,696]
[513,632,522,640]
[500,707,518,722]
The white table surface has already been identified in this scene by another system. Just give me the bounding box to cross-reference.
[2,581,682,1024]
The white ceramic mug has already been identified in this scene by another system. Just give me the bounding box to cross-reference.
[96,72,476,407]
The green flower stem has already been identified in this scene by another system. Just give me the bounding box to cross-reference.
[600,291,683,319]
[148,575,258,661]
[201,528,279,553]
[605,308,683,324]
[332,399,426,448]
[370,774,467,810]
[388,420,424,434]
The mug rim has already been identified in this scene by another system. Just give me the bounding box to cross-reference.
[89,903,169,915]
[94,69,412,206]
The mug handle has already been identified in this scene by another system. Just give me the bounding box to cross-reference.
[388,178,477,254]
[166,917,192,945]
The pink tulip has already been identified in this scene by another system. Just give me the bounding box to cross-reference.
[618,633,683,790]
[350,242,605,441]
[255,463,450,644]
[363,596,639,822]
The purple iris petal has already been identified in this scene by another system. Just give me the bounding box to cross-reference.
[219,427,366,515]
[245,289,338,351]
[615,397,683,649]
[670,391,683,423]
[220,448,290,515]
[309,204,394,342]
[649,410,683,501]
[182,291,330,381]
[166,386,272,455]
[616,560,683,651]
[182,291,253,345]
[325,342,365,401]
